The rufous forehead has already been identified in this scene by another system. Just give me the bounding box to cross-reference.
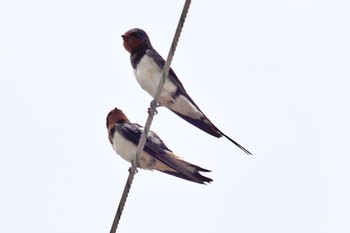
[123,30,136,38]
[108,108,123,118]
[106,108,129,126]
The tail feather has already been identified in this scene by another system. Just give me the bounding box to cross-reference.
[220,131,252,155]
[159,153,213,184]
[170,110,252,155]
[170,110,221,137]
[161,168,212,185]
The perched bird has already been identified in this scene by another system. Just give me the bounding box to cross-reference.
[121,28,252,155]
[106,107,212,184]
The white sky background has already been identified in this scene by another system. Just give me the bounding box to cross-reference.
[0,0,349,232]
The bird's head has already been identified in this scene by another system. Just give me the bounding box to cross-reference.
[121,28,152,53]
[106,107,130,129]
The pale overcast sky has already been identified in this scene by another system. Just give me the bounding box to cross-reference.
[1,0,349,233]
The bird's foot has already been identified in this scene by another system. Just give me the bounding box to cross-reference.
[147,100,161,115]
[147,107,158,115]
[128,166,138,174]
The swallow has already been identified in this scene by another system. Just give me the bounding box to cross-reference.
[121,28,252,155]
[106,107,212,184]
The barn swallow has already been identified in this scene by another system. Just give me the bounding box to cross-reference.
[121,28,252,155]
[106,107,212,184]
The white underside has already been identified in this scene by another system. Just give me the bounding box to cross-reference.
[134,55,203,119]
[112,130,147,163]
[111,130,177,172]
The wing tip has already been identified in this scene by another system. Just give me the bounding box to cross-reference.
[161,169,213,185]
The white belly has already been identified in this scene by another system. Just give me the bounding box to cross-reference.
[133,55,177,99]
[112,131,137,162]
[134,55,203,119]
[112,130,157,170]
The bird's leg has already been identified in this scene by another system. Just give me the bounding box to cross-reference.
[147,100,161,115]
[128,165,138,174]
